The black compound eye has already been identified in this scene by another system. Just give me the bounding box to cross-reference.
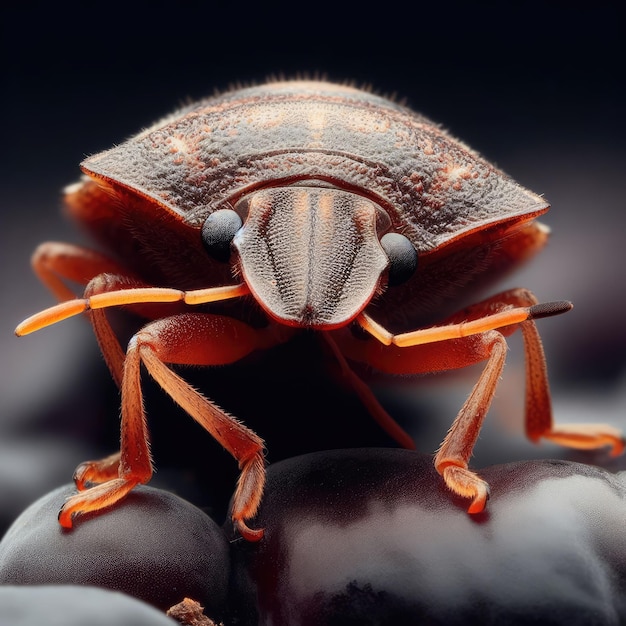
[380,232,418,286]
[201,209,243,262]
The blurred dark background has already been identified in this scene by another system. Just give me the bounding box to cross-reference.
[1,2,624,531]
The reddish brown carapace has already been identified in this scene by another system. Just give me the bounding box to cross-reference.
[16,80,623,540]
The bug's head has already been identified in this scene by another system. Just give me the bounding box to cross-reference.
[201,183,417,328]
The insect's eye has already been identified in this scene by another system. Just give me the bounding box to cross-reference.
[201,208,243,262]
[380,232,418,286]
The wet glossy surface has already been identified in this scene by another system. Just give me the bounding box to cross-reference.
[229,448,626,625]
[0,484,229,618]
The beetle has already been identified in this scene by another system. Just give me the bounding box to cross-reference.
[15,80,623,541]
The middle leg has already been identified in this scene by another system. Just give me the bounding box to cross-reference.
[60,312,288,540]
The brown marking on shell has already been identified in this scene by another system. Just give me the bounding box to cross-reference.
[81,81,548,257]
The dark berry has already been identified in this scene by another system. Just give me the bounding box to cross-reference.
[0,483,229,619]
[229,448,626,625]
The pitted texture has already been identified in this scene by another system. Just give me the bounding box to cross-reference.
[234,186,388,327]
[82,80,548,254]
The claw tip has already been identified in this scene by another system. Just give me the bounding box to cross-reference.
[236,519,264,542]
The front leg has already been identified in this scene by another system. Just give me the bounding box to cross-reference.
[337,326,508,513]
[59,312,288,541]
[337,288,623,512]
[434,331,507,513]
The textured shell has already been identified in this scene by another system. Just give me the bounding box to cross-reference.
[82,80,548,256]
[233,186,389,327]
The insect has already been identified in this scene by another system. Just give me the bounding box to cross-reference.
[16,80,623,541]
